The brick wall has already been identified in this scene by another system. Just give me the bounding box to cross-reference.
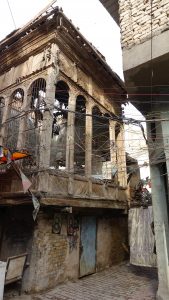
[22,210,128,293]
[24,211,80,292]
[119,0,169,49]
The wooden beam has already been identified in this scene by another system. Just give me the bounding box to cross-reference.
[40,197,127,209]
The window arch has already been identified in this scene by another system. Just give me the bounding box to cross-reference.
[10,88,24,111]
[5,89,24,151]
[23,79,46,167]
[28,78,46,126]
[55,80,69,107]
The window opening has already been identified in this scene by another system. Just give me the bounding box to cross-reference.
[50,81,69,170]
[30,78,46,127]
[92,107,110,180]
[5,89,24,151]
[150,117,156,142]
[24,79,46,168]
[74,95,86,175]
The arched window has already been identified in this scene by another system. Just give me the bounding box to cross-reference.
[50,80,69,169]
[24,78,46,167]
[92,106,110,179]
[5,89,24,151]
[74,95,86,175]
[0,97,5,129]
[29,78,46,126]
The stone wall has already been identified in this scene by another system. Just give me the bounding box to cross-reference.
[119,0,169,49]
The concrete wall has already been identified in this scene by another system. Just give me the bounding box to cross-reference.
[119,0,169,50]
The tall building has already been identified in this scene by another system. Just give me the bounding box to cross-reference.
[0,4,128,292]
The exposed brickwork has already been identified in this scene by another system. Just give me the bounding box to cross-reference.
[119,0,169,49]
[24,212,80,293]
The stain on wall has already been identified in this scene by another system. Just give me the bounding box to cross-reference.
[25,210,80,292]
[96,215,128,271]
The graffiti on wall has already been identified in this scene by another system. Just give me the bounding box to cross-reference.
[67,215,79,252]
[52,213,62,234]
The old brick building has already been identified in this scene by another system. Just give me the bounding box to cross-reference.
[0,4,128,292]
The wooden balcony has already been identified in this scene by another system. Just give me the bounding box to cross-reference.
[0,169,128,210]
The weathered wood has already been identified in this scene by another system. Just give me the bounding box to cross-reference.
[39,66,58,170]
[0,96,10,145]
[40,197,127,209]
[66,93,76,173]
[85,102,93,177]
[109,120,116,169]
[116,126,127,187]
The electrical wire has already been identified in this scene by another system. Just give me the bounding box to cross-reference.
[6,0,16,29]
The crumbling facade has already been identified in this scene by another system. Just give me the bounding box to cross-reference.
[0,5,128,292]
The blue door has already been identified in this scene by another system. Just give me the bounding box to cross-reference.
[80,216,96,277]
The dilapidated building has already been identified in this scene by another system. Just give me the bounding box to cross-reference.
[0,4,128,293]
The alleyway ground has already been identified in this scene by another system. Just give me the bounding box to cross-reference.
[4,263,158,300]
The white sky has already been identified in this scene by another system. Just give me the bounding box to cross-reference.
[0,0,123,78]
[0,0,149,178]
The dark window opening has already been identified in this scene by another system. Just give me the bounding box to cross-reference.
[92,106,110,179]
[50,81,69,170]
[5,89,24,151]
[150,118,156,142]
[74,95,86,175]
[30,78,46,126]
[24,79,46,168]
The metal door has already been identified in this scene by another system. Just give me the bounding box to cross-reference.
[80,216,96,277]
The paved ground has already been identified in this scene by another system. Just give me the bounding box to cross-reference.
[4,263,158,300]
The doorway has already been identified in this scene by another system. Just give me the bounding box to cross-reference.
[79,216,96,277]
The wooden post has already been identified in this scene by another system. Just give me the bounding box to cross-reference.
[109,120,116,170]
[39,68,56,170]
[0,96,10,146]
[116,125,127,187]
[85,102,93,177]
[66,91,76,174]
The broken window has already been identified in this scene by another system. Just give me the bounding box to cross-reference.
[92,107,110,179]
[0,97,5,129]
[24,78,46,168]
[50,81,69,170]
[5,89,24,151]
[74,95,86,175]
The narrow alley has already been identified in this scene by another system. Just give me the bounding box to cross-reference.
[5,263,158,300]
